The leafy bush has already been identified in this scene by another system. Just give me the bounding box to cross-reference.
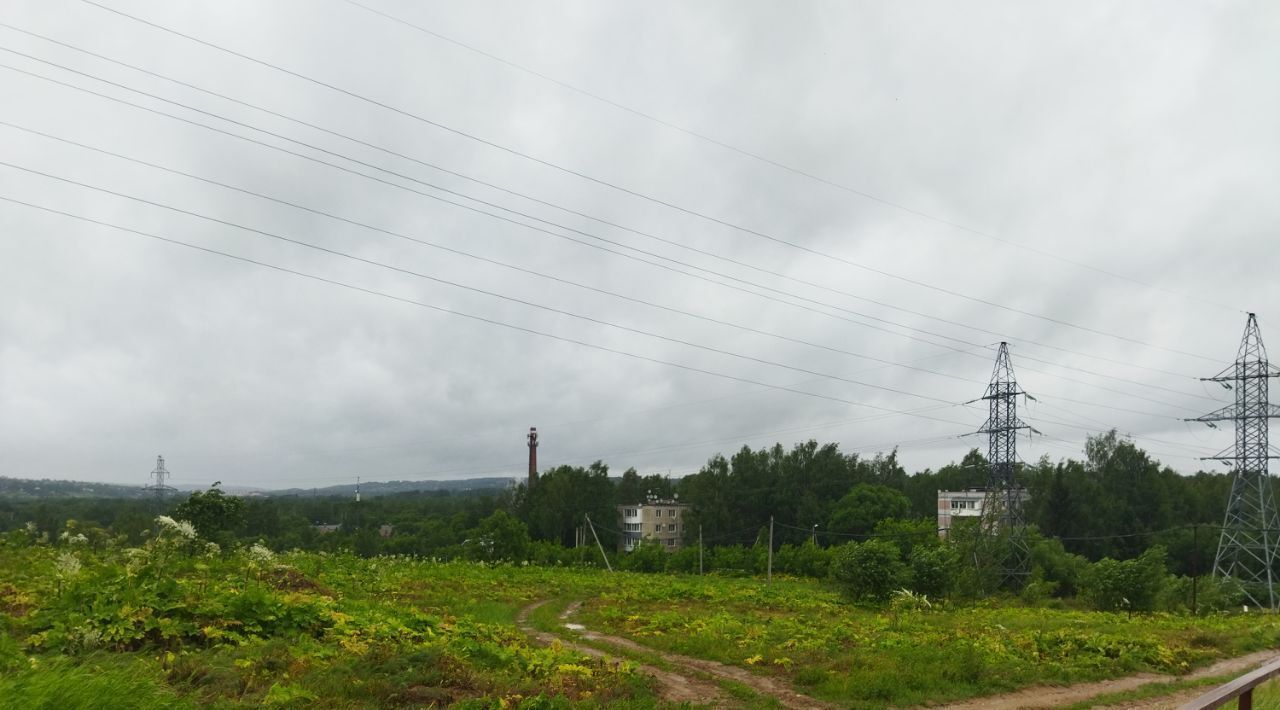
[830,539,907,602]
[908,544,957,597]
[1080,546,1168,613]
[619,540,668,573]
[773,541,831,578]
[665,546,702,574]
[1029,537,1088,597]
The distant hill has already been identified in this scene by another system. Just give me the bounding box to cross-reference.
[0,476,152,500]
[265,477,516,498]
[0,475,514,500]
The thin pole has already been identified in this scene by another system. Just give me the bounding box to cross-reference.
[1191,523,1199,615]
[699,525,703,576]
[585,514,612,572]
[768,516,774,584]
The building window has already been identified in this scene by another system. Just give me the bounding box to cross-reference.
[625,523,642,532]
[655,509,662,517]
[655,524,662,534]
[666,538,676,547]
[668,524,677,532]
[669,509,677,517]
[624,508,638,517]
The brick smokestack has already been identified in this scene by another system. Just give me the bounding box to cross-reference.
[527,427,539,488]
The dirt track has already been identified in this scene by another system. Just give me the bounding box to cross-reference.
[518,599,834,708]
[934,648,1279,709]
[516,599,726,705]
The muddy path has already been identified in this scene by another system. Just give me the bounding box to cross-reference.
[555,600,834,710]
[933,648,1279,709]
[515,599,726,705]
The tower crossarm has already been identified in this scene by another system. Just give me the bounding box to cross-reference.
[1202,370,1280,383]
[1187,403,1280,423]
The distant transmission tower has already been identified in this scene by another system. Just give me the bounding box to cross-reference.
[1188,313,1280,610]
[978,342,1031,587]
[143,454,177,501]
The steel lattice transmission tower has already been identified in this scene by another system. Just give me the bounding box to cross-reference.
[142,454,177,501]
[1187,313,1280,610]
[979,342,1031,586]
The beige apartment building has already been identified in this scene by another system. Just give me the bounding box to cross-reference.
[618,496,688,552]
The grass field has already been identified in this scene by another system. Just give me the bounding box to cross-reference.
[2,532,1276,708]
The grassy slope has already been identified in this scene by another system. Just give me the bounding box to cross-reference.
[3,537,1277,709]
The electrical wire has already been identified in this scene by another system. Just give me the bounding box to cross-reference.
[0,20,1225,391]
[1,159,983,409]
[0,54,1221,409]
[67,1,1227,363]
[335,0,1241,315]
[1,193,993,429]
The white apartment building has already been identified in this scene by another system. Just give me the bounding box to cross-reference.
[937,488,1030,537]
[618,495,688,552]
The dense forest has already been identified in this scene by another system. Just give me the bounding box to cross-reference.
[0,430,1241,585]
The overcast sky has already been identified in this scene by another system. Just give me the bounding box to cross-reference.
[1,0,1277,489]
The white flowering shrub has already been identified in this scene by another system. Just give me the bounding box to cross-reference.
[247,543,275,565]
[156,516,198,541]
[54,552,82,579]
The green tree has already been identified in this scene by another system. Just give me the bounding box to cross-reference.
[469,510,531,561]
[172,484,245,546]
[828,485,911,537]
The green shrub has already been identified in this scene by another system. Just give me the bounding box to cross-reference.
[619,540,668,573]
[908,544,956,597]
[1080,546,1168,613]
[830,539,907,602]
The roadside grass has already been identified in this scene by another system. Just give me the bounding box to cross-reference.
[0,654,192,710]
[1245,677,1280,709]
[1059,672,1237,709]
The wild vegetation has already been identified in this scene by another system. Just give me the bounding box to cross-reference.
[0,432,1271,707]
[2,523,1274,709]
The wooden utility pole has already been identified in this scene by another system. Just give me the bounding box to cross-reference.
[767,516,774,584]
[585,514,612,572]
[1192,523,1199,615]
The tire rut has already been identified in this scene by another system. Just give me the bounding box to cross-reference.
[516,600,726,705]
[557,600,835,710]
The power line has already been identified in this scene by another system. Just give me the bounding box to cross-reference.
[0,57,998,359]
[2,150,1212,440]
[0,21,1226,393]
[1,193,989,429]
[2,159,974,408]
[0,122,993,392]
[0,40,1218,396]
[69,1,1226,363]
[335,0,1240,315]
[0,56,1217,411]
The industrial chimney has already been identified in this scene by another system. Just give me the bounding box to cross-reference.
[527,427,539,489]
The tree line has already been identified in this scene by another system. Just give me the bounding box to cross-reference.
[0,430,1250,594]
